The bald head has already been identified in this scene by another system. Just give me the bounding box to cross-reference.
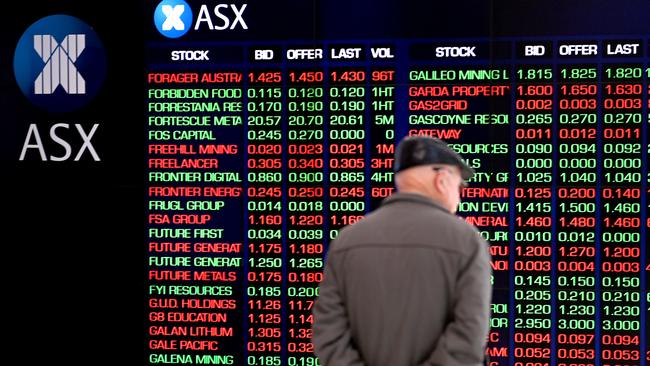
[394,164,464,213]
[394,165,433,192]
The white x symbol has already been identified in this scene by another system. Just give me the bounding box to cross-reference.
[33,34,86,94]
[162,5,185,31]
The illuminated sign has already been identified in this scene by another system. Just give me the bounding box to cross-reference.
[13,14,106,112]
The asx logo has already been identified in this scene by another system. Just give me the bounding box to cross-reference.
[13,14,106,113]
[154,0,248,38]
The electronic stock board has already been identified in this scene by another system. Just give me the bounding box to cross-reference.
[141,1,649,365]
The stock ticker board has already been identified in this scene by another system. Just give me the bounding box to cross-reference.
[144,1,649,365]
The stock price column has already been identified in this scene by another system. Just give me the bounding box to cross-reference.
[245,66,284,365]
[599,58,645,365]
[327,61,367,242]
[554,52,599,365]
[145,66,246,365]
[554,52,599,366]
[512,55,554,365]
[285,60,327,366]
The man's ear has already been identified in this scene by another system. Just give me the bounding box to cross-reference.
[432,172,445,192]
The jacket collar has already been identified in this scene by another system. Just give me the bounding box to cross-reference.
[381,192,449,213]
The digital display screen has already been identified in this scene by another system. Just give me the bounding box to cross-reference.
[142,1,649,365]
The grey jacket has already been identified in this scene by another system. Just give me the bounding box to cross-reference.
[312,192,492,366]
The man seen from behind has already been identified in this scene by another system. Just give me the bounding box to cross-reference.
[312,136,492,366]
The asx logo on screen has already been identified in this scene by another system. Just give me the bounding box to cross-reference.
[153,0,248,38]
[13,14,104,161]
[13,14,106,113]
